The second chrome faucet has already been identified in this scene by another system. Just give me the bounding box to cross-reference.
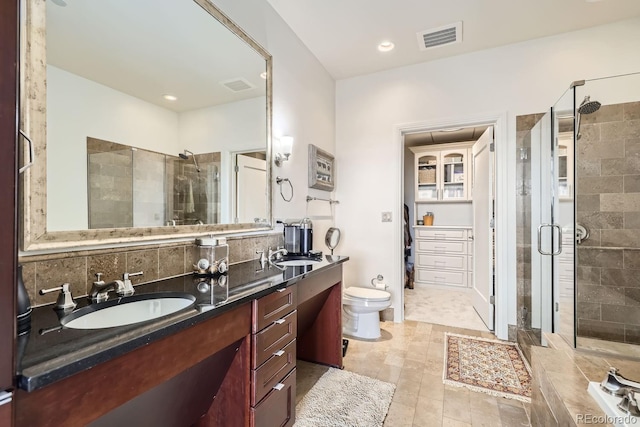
[89,271,143,303]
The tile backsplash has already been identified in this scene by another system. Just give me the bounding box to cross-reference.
[20,232,283,308]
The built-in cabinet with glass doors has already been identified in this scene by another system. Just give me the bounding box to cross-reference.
[410,142,474,202]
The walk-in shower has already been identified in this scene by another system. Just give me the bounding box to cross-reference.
[517,71,640,361]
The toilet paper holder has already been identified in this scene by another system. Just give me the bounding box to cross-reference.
[371,274,387,290]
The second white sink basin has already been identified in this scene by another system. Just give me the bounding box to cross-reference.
[61,293,196,330]
[276,259,321,267]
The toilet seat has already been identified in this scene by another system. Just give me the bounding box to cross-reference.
[344,286,390,301]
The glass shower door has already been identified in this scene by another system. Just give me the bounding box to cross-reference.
[552,87,576,348]
[530,109,558,345]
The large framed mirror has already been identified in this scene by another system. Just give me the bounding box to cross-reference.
[19,0,272,252]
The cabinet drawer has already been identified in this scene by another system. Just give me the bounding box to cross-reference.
[253,310,297,369]
[416,240,466,254]
[416,228,467,240]
[416,253,466,270]
[415,269,467,287]
[253,286,297,333]
[252,339,297,406]
[251,368,296,427]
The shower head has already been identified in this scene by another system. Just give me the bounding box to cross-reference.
[576,95,601,140]
[578,96,601,115]
[179,150,201,172]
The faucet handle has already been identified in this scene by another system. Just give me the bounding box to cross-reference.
[39,283,77,311]
[94,272,103,282]
[124,271,143,281]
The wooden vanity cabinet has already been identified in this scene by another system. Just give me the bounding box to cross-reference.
[15,303,253,427]
[250,286,297,427]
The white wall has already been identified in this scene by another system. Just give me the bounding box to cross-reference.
[48,64,275,231]
[212,0,337,249]
[335,18,640,333]
[47,65,179,231]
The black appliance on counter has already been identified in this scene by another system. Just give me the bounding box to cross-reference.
[283,218,313,255]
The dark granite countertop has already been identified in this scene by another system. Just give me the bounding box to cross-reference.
[17,254,349,392]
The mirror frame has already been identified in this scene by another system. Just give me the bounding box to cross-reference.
[19,0,273,252]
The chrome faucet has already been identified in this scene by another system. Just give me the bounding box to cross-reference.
[601,367,640,396]
[89,273,125,303]
[618,388,640,416]
[256,250,268,268]
[268,247,288,262]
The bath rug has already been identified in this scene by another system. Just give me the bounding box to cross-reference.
[443,332,532,402]
[294,368,395,427]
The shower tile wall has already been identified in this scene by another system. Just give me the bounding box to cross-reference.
[168,152,220,225]
[87,138,133,229]
[133,149,166,227]
[576,101,640,345]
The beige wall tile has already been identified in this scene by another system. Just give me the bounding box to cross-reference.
[601,229,640,247]
[577,176,623,194]
[126,249,159,284]
[158,246,185,277]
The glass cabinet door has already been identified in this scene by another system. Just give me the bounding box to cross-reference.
[441,150,466,200]
[557,132,573,199]
[416,153,438,200]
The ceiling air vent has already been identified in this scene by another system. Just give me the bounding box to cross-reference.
[416,21,462,51]
[220,78,254,92]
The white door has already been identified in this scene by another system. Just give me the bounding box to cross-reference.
[235,154,266,223]
[472,127,495,330]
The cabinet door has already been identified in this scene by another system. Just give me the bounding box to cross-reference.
[415,152,439,201]
[557,132,573,199]
[440,149,467,200]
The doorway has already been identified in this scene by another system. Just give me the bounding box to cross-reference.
[395,113,509,339]
[231,150,267,224]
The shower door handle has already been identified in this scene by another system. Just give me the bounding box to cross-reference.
[537,224,562,255]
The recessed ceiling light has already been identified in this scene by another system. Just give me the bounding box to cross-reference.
[50,0,67,6]
[260,71,267,79]
[378,41,395,52]
[163,94,178,101]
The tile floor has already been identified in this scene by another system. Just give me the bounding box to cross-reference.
[298,320,531,427]
[404,286,489,332]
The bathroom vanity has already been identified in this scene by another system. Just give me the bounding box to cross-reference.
[15,257,347,426]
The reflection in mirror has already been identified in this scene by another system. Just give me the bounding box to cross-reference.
[87,138,222,229]
[20,0,272,250]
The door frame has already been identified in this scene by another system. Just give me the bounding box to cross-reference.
[394,111,510,340]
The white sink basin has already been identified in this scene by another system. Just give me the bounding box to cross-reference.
[276,259,321,267]
[61,293,195,330]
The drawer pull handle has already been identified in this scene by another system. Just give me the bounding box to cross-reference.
[434,261,446,265]
[273,383,285,391]
[273,350,285,357]
[276,288,286,293]
[435,246,446,250]
[435,276,446,280]
[274,319,286,324]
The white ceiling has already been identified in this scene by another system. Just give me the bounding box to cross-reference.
[266,0,640,80]
[47,0,267,112]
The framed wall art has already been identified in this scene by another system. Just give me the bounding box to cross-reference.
[308,144,335,191]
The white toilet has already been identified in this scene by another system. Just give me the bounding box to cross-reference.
[342,286,391,340]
